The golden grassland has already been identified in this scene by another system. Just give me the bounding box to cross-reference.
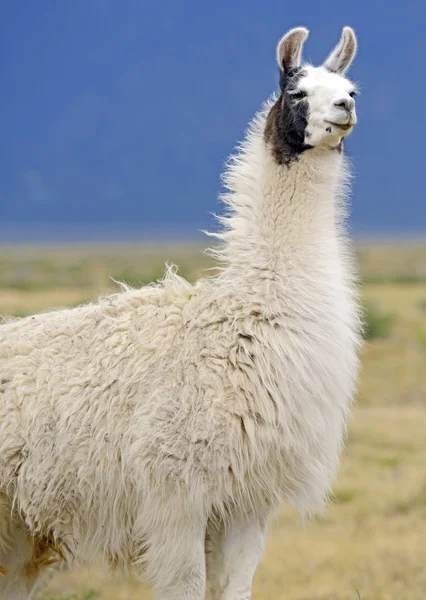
[1,242,426,600]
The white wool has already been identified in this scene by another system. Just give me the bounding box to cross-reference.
[0,84,361,600]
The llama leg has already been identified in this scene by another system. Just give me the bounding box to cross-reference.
[137,500,206,600]
[0,536,48,600]
[206,515,266,600]
[150,525,206,600]
[0,494,56,600]
[205,521,225,600]
[0,498,35,600]
[0,495,31,600]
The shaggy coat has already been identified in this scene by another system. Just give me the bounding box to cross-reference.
[0,26,361,600]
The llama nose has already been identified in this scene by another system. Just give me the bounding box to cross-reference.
[334,97,355,112]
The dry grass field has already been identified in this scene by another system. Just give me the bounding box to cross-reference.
[1,242,426,600]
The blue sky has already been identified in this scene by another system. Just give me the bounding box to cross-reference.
[1,1,425,239]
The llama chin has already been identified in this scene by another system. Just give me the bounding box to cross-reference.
[0,26,362,600]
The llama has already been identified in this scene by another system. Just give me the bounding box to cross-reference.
[0,26,361,600]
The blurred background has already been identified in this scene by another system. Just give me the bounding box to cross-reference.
[1,1,426,599]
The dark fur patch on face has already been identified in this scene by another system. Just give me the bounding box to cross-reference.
[265,67,313,165]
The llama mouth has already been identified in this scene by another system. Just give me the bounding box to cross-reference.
[325,121,354,131]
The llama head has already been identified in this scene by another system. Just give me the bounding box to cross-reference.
[265,27,358,163]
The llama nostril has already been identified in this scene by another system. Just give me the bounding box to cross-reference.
[334,97,355,112]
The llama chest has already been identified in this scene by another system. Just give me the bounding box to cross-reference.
[213,307,360,514]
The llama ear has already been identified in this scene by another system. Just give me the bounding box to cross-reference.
[277,27,309,71]
[324,26,357,74]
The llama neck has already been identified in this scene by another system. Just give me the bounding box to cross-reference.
[213,109,349,304]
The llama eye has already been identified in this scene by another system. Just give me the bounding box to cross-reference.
[290,91,307,100]
[349,91,358,98]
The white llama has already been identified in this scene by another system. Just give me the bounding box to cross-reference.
[0,26,361,600]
